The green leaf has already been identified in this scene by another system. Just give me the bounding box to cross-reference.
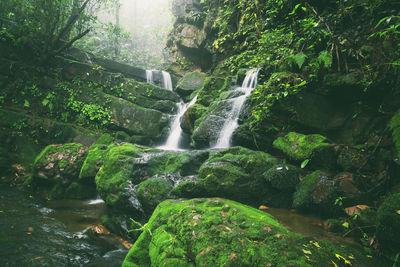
[318,51,331,68]
[42,99,49,106]
[396,210,400,215]
[293,52,307,69]
[24,100,30,108]
[342,222,349,229]
[301,159,310,169]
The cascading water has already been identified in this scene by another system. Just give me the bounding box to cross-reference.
[158,96,198,151]
[146,69,154,84]
[213,68,260,149]
[162,71,173,91]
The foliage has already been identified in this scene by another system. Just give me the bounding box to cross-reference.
[0,0,116,63]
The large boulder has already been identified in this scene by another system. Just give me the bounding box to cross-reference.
[176,72,206,97]
[175,147,279,204]
[79,134,114,184]
[123,198,372,267]
[180,103,207,134]
[107,95,169,144]
[26,143,94,199]
[273,132,337,170]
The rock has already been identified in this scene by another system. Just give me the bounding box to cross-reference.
[123,198,372,267]
[294,92,352,131]
[79,134,114,183]
[176,72,206,97]
[195,147,278,204]
[337,146,368,171]
[376,193,400,252]
[197,76,230,107]
[95,143,147,214]
[178,24,206,49]
[107,94,169,144]
[92,57,147,82]
[273,132,337,170]
[180,103,207,134]
[293,170,327,210]
[263,164,301,191]
[28,143,90,199]
[324,219,345,233]
[273,132,330,161]
[191,115,225,148]
[136,177,174,213]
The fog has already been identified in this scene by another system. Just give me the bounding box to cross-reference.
[99,0,173,69]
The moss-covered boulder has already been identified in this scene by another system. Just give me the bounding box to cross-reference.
[95,143,147,213]
[376,193,400,252]
[176,72,206,97]
[196,76,230,107]
[137,177,173,213]
[27,143,91,199]
[293,171,325,210]
[293,171,344,216]
[180,104,207,134]
[123,198,372,267]
[179,147,279,204]
[79,134,114,183]
[273,132,330,161]
[263,163,301,191]
[107,94,169,144]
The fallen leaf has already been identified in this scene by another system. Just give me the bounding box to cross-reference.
[230,252,237,260]
[311,241,320,248]
[220,211,229,217]
[258,205,269,211]
[302,249,312,255]
[345,205,370,216]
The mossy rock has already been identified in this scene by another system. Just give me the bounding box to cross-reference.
[293,171,324,209]
[137,177,173,213]
[180,104,207,134]
[95,143,147,213]
[195,146,278,204]
[263,163,301,191]
[176,72,206,97]
[26,143,90,199]
[79,134,114,183]
[197,76,230,107]
[273,132,330,161]
[123,198,372,267]
[376,193,400,251]
[391,109,400,159]
[32,143,88,184]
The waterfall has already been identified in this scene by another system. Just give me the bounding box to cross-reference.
[162,71,173,91]
[146,69,154,84]
[213,68,260,149]
[158,96,198,151]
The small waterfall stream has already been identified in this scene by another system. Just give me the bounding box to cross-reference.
[158,96,198,151]
[161,71,173,91]
[213,68,260,148]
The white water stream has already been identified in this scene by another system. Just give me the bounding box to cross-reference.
[213,68,260,148]
[158,95,198,151]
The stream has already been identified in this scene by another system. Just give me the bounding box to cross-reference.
[0,183,128,267]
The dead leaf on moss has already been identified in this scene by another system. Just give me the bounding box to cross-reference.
[345,205,370,216]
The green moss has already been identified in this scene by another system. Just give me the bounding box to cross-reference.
[293,171,322,209]
[123,198,371,267]
[273,132,330,161]
[197,76,229,106]
[324,219,344,233]
[93,133,114,146]
[176,72,206,95]
[390,109,400,159]
[95,143,144,207]
[136,178,173,213]
[376,193,400,250]
[196,147,278,204]
[263,164,300,190]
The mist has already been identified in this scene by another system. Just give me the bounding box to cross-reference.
[98,0,173,69]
